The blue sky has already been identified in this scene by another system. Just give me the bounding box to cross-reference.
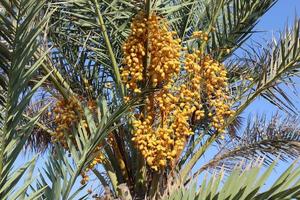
[255,0,300,35]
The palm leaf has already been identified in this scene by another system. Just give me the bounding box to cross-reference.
[230,19,300,116]
[165,160,300,200]
[0,0,53,198]
[192,114,300,176]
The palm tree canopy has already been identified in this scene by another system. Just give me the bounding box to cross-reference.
[0,0,300,199]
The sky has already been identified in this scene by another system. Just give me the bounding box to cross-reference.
[254,0,300,36]
[15,0,300,198]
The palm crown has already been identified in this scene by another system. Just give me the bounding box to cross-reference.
[0,0,300,199]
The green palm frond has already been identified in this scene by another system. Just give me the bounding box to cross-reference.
[230,19,300,115]
[35,148,89,200]
[209,0,277,59]
[0,0,53,198]
[45,0,138,98]
[192,115,300,177]
[154,0,277,58]
[165,161,300,200]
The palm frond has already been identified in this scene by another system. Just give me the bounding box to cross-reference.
[45,0,138,99]
[198,115,300,174]
[229,19,300,115]
[0,0,53,198]
[38,95,139,199]
[165,160,300,200]
[25,96,54,153]
[209,0,277,59]
[35,148,89,200]
[158,0,277,60]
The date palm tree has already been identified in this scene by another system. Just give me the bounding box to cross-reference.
[1,0,300,199]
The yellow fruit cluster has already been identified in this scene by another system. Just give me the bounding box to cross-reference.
[201,56,234,133]
[80,145,106,185]
[80,172,89,185]
[133,52,209,170]
[132,74,205,170]
[122,12,233,170]
[147,15,181,87]
[182,52,206,120]
[52,97,83,148]
[120,12,146,93]
[121,12,200,170]
[121,12,181,93]
[192,31,209,41]
[52,97,105,184]
[87,146,106,170]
